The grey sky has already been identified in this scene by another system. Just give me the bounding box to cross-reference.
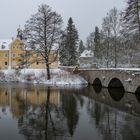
[0,0,125,41]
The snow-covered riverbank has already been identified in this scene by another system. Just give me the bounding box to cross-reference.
[0,68,88,86]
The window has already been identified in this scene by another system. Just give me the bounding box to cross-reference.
[5,62,7,65]
[12,54,16,57]
[5,53,8,57]
[36,62,39,65]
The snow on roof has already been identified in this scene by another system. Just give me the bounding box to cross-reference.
[80,50,94,58]
[0,39,12,51]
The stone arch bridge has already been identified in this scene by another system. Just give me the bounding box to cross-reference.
[75,69,140,93]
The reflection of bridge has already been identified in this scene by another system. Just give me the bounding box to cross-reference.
[76,69,140,93]
[78,86,140,116]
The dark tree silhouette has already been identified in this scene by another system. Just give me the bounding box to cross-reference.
[24,4,62,79]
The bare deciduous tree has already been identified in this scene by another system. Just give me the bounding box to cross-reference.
[109,7,121,68]
[24,4,63,79]
[102,15,112,68]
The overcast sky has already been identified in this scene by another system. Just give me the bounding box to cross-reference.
[0,0,125,41]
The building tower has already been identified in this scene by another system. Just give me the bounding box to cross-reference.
[17,26,23,40]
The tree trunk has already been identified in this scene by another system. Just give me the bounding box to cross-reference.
[46,63,50,80]
[107,36,109,68]
[114,36,117,68]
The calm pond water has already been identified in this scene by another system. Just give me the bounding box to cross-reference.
[0,83,140,140]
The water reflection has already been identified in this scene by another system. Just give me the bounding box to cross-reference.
[93,85,102,93]
[135,93,140,103]
[0,83,140,140]
[108,87,125,101]
[135,87,140,103]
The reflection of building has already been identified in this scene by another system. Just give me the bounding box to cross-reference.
[0,87,60,118]
[22,88,60,106]
[0,89,9,106]
[0,29,58,69]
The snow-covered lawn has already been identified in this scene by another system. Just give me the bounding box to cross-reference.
[0,68,88,86]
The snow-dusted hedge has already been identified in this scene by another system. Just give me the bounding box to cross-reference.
[0,69,88,85]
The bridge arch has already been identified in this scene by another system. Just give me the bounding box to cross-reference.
[108,78,124,88]
[93,78,102,86]
[108,78,125,101]
[135,86,140,103]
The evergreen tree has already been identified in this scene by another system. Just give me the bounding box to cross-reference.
[59,17,79,66]
[122,0,140,37]
[78,40,85,54]
[94,26,100,60]
[59,33,68,66]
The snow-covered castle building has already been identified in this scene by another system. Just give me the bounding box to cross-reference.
[0,29,58,69]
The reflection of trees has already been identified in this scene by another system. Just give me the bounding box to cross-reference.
[87,94,140,140]
[18,88,80,140]
[94,102,101,127]
[1,84,140,140]
[16,85,140,140]
[120,117,140,140]
[86,99,104,128]
[11,93,26,118]
[74,93,84,108]
[87,100,119,140]
[86,86,121,140]
[61,91,79,136]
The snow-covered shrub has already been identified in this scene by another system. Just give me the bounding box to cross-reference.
[0,71,5,81]
[34,70,46,82]
[0,68,88,85]
[24,73,35,81]
[2,69,18,81]
[15,69,21,77]
[39,71,46,79]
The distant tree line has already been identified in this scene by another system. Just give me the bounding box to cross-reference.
[84,0,140,68]
[59,0,140,68]
[22,0,140,80]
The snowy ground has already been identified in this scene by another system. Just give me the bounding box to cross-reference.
[0,68,88,86]
[79,67,140,71]
[100,68,140,71]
